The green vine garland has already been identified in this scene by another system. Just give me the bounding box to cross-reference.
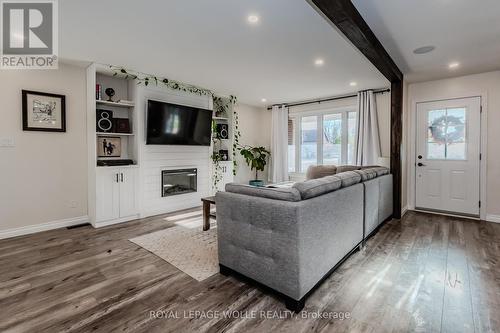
[232,103,241,175]
[109,66,241,187]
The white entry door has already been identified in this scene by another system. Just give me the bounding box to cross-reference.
[416,97,481,217]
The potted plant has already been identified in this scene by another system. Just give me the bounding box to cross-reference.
[238,145,270,187]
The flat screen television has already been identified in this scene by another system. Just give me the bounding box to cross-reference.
[146,100,213,146]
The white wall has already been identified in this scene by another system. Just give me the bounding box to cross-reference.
[233,103,271,183]
[0,63,88,234]
[407,70,500,220]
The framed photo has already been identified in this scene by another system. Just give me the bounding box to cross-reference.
[22,90,66,132]
[97,137,121,157]
[113,118,131,133]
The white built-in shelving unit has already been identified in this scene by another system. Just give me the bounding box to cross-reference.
[86,63,140,227]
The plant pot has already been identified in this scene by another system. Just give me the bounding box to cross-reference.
[249,180,264,187]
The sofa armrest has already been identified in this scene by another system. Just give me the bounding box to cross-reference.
[216,191,302,297]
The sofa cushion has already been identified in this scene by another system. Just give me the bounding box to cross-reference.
[305,165,337,180]
[354,169,378,181]
[335,171,362,187]
[365,166,389,177]
[292,175,342,200]
[225,183,301,202]
[360,165,381,170]
[336,165,362,173]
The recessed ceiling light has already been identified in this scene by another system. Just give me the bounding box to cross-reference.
[448,62,460,69]
[350,82,357,87]
[261,98,267,103]
[314,58,324,66]
[247,15,259,24]
[413,46,436,54]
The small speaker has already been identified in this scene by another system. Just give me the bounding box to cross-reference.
[97,110,114,133]
[216,123,228,139]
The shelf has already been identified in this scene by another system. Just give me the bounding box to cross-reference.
[96,100,134,108]
[96,164,139,169]
[213,117,229,121]
[96,132,134,136]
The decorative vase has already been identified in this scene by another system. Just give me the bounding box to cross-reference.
[105,88,115,102]
[249,180,264,187]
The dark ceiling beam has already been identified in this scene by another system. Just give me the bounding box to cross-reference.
[310,0,404,219]
[310,0,402,82]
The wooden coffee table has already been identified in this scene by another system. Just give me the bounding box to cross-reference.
[201,196,216,231]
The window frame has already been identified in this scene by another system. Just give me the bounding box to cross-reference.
[288,105,357,176]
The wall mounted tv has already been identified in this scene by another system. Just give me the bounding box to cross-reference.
[146,100,213,146]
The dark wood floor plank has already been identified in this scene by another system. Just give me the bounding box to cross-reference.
[441,219,475,333]
[0,209,499,332]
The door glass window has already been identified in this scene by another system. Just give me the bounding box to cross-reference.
[427,108,466,160]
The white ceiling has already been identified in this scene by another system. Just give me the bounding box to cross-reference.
[352,0,500,82]
[59,0,388,106]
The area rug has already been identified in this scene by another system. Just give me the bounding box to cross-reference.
[129,216,218,281]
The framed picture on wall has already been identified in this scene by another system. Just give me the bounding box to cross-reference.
[97,137,122,157]
[22,90,66,132]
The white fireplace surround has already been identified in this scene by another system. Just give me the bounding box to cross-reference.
[136,84,212,218]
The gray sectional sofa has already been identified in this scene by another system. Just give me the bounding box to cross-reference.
[216,167,393,312]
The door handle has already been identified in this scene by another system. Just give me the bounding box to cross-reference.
[121,173,124,182]
[116,173,119,183]
[417,162,426,167]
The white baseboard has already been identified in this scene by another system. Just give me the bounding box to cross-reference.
[0,216,89,240]
[401,206,409,217]
[486,214,500,223]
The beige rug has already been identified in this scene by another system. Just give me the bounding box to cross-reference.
[129,213,218,281]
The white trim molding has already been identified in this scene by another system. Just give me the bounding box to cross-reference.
[401,206,409,217]
[486,215,500,223]
[0,216,89,240]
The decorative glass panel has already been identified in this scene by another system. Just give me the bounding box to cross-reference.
[427,108,467,160]
[301,116,318,172]
[323,114,342,165]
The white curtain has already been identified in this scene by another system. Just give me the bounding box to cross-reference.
[269,105,289,183]
[355,90,381,166]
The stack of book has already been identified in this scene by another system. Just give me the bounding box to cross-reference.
[96,84,102,100]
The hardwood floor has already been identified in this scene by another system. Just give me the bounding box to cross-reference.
[0,210,499,332]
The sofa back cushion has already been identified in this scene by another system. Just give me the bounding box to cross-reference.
[305,165,337,180]
[335,171,362,187]
[336,165,361,173]
[225,183,301,202]
[292,175,342,200]
[354,169,378,181]
[369,166,390,177]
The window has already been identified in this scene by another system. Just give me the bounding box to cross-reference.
[288,108,357,173]
[301,116,318,171]
[288,118,296,172]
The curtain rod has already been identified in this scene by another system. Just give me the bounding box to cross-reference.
[266,88,390,110]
